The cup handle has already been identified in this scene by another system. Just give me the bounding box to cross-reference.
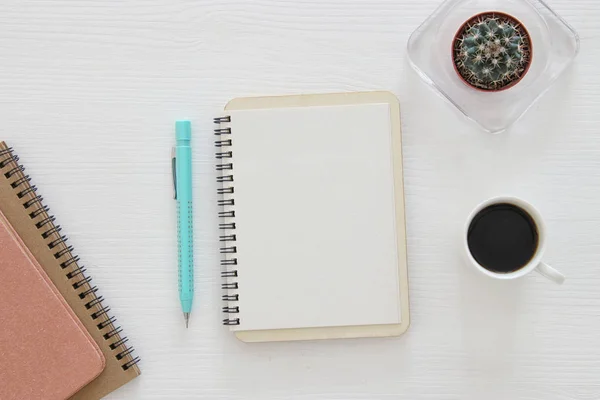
[535,262,565,285]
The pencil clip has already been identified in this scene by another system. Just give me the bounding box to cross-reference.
[171,147,177,200]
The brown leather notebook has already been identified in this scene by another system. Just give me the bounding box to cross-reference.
[0,142,140,399]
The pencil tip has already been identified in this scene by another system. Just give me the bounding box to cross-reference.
[184,312,190,328]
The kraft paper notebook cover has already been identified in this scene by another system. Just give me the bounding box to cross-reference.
[0,142,140,399]
[214,91,410,342]
[0,209,105,400]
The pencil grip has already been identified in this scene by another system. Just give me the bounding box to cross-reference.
[214,116,240,326]
[177,200,194,302]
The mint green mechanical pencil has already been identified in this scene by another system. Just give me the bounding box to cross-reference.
[172,121,194,328]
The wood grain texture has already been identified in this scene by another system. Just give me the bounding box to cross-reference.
[0,0,598,399]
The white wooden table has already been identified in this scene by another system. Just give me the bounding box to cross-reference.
[1,1,598,399]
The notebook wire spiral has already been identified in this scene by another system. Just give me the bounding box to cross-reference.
[214,116,240,326]
[0,146,140,371]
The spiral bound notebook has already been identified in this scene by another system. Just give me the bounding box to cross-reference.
[0,142,140,399]
[0,208,105,400]
[215,91,410,342]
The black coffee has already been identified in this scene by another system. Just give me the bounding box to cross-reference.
[467,203,538,273]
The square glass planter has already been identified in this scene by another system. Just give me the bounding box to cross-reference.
[407,0,580,133]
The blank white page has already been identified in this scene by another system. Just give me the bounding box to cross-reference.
[229,103,401,332]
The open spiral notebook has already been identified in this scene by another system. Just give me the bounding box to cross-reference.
[214,91,410,342]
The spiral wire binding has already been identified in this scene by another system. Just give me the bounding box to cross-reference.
[214,116,240,326]
[0,146,141,371]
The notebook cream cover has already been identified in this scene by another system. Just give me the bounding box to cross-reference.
[216,91,410,342]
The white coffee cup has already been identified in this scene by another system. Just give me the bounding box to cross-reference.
[464,196,565,284]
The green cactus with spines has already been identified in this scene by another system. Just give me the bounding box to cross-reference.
[453,13,532,91]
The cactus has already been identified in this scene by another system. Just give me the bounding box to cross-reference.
[453,12,532,91]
